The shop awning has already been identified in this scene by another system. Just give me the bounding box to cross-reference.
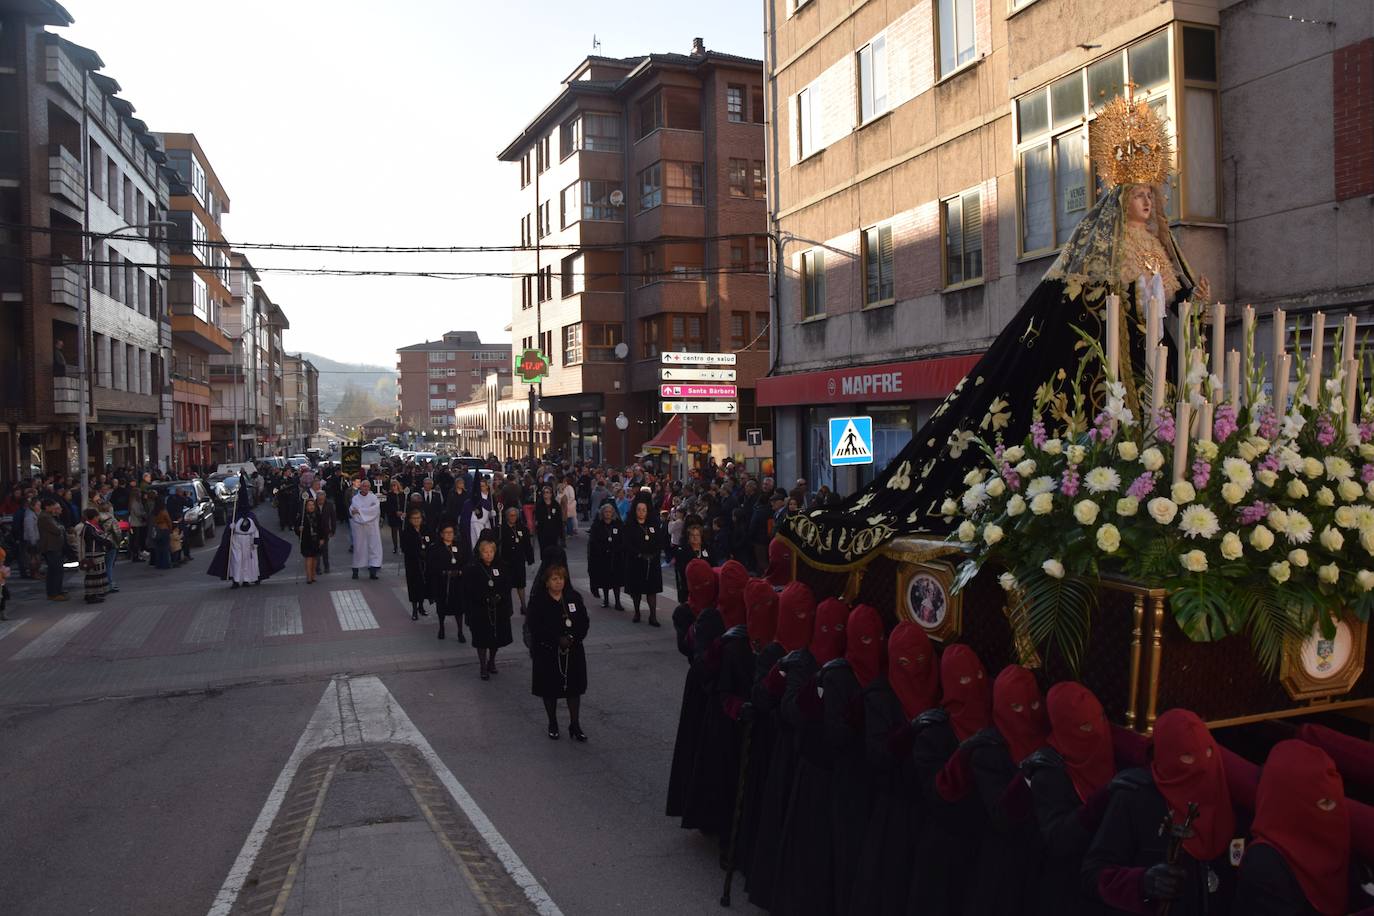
[640,414,711,454]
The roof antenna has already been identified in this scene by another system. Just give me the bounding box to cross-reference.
[592,34,601,53]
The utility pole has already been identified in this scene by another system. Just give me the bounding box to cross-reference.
[529,138,541,466]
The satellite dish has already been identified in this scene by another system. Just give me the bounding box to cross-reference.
[609,189,625,208]
[614,341,629,360]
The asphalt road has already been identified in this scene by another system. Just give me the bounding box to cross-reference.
[0,522,754,916]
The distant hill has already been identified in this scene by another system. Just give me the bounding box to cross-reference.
[298,352,396,419]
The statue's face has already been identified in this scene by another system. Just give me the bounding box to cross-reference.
[1126,185,1153,224]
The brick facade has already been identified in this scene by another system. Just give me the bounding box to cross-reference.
[1334,38,1374,201]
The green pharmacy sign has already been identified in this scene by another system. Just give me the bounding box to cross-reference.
[516,348,550,384]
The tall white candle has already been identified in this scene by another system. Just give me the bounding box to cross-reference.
[1343,313,1357,367]
[1198,402,1214,444]
[1211,302,1226,390]
[1308,312,1326,408]
[1173,402,1191,483]
[1106,294,1120,382]
[1178,301,1191,385]
[1275,354,1291,416]
[1226,350,1241,407]
[1151,345,1169,416]
[1145,292,1161,360]
[1273,308,1287,394]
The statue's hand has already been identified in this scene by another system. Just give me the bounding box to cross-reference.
[1195,276,1212,303]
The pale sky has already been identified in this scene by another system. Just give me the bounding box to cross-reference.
[60,0,764,366]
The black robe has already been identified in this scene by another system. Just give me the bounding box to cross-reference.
[822,660,870,915]
[906,709,984,916]
[1023,747,1107,916]
[745,647,807,911]
[527,586,589,698]
[1081,768,1243,916]
[400,524,433,604]
[587,517,624,591]
[534,500,562,554]
[665,606,707,820]
[426,541,464,622]
[207,507,292,581]
[735,640,784,879]
[848,678,922,916]
[461,558,512,649]
[496,522,534,590]
[621,517,665,597]
[1234,840,1374,916]
[682,623,751,840]
[677,605,725,832]
[964,728,1041,916]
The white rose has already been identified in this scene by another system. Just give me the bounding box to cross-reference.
[983,524,1004,546]
[1118,441,1139,461]
[1270,560,1292,583]
[1196,441,1220,461]
[957,521,977,543]
[1148,497,1179,525]
[1336,506,1358,528]
[1096,523,1121,553]
[1317,486,1336,507]
[1171,481,1197,504]
[1042,558,1065,579]
[1116,496,1140,517]
[1140,448,1165,472]
[986,478,1007,498]
[964,469,986,486]
[1250,525,1275,551]
[1357,569,1374,592]
[1179,549,1209,573]
[1319,563,1340,585]
[998,571,1018,592]
[1002,446,1025,464]
[1237,440,1259,462]
[1015,459,1037,477]
[1361,443,1374,460]
[1221,482,1245,505]
[1340,479,1364,502]
[1220,532,1244,560]
[1319,526,1345,552]
[1067,445,1087,465]
[1268,508,1291,533]
[1288,548,1309,568]
[1363,529,1374,556]
[1074,500,1100,525]
[1031,493,1055,515]
[1042,438,1063,456]
[1257,469,1279,488]
[941,498,959,517]
[1250,436,1271,452]
[1367,480,1374,501]
[1304,457,1324,479]
[1288,479,1309,499]
[1006,494,1027,517]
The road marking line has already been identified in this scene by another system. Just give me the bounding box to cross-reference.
[184,600,233,644]
[205,675,562,916]
[0,619,25,643]
[11,610,100,660]
[329,589,379,631]
[263,596,302,637]
[104,604,167,650]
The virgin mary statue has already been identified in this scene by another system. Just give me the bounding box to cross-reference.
[782,94,1210,570]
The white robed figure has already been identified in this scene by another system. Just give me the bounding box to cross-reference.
[349,479,383,579]
[228,515,260,587]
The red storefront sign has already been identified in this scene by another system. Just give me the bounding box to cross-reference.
[755,354,981,407]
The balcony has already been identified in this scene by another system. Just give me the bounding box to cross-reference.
[53,376,80,415]
[171,310,232,355]
[50,263,82,308]
[631,279,708,319]
[48,145,83,208]
[44,42,82,103]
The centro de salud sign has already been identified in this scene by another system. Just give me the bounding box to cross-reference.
[516,348,550,384]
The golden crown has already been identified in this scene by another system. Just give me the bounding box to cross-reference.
[1089,89,1173,188]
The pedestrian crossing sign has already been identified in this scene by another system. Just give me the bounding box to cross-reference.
[829,416,874,466]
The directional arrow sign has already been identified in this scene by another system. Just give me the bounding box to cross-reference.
[660,384,738,399]
[660,367,737,382]
[660,400,737,414]
[661,351,737,366]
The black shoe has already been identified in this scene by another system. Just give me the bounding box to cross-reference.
[231,581,240,589]
[457,631,467,643]
[352,570,359,579]
[632,612,641,623]
[480,669,490,681]
[602,599,609,608]
[649,616,661,628]
[437,630,446,640]
[419,607,430,616]
[411,610,419,621]
[569,724,587,742]
[614,602,624,611]
[547,724,560,740]
[369,572,378,580]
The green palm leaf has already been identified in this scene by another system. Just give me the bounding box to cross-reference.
[1021,570,1097,673]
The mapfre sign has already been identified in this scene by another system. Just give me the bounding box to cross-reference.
[755,354,980,407]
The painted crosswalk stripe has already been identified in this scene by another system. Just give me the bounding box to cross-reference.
[185,600,233,644]
[331,589,379,631]
[11,610,100,660]
[105,604,167,651]
[0,619,25,643]
[263,596,302,637]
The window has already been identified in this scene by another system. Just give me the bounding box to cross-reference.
[729,312,750,349]
[665,162,703,205]
[751,87,766,124]
[639,163,662,210]
[537,135,551,173]
[585,322,623,361]
[520,213,531,246]
[538,265,553,302]
[862,224,894,305]
[640,246,659,286]
[730,239,748,271]
[637,91,663,139]
[540,330,553,364]
[537,201,550,238]
[428,350,447,364]
[729,158,750,198]
[559,113,620,158]
[560,182,577,229]
[520,274,534,310]
[1180,27,1220,219]
[520,151,531,188]
[938,0,977,77]
[752,161,767,199]
[858,36,888,123]
[797,87,817,158]
[561,252,583,298]
[670,314,704,352]
[563,323,583,366]
[88,142,103,199]
[727,85,745,122]
[641,317,662,359]
[581,180,622,221]
[942,190,984,286]
[106,160,118,212]
[753,236,769,272]
[801,249,825,318]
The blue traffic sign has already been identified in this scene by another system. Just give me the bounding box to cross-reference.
[829,416,874,466]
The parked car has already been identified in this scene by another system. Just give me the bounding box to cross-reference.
[259,456,288,470]
[287,455,310,470]
[149,479,216,546]
[206,473,242,523]
[305,448,324,465]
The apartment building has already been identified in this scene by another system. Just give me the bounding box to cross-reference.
[0,0,173,480]
[281,353,318,455]
[497,40,771,466]
[760,0,1374,494]
[158,132,232,471]
[210,250,262,463]
[395,331,512,435]
[454,371,553,461]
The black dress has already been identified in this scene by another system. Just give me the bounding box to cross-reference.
[674,545,710,603]
[534,500,562,557]
[461,558,512,650]
[384,491,407,529]
[426,541,464,620]
[527,586,589,698]
[297,512,324,558]
[497,521,534,589]
[587,516,624,592]
[400,525,434,604]
[1023,747,1106,916]
[621,517,664,597]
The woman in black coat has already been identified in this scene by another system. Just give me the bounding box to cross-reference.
[620,499,665,626]
[462,532,512,680]
[399,508,433,620]
[497,505,535,614]
[384,480,407,554]
[533,485,563,561]
[674,522,711,603]
[527,560,589,741]
[587,501,624,610]
[425,523,465,643]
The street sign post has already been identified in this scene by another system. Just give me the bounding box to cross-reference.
[661,400,738,414]
[661,351,737,366]
[829,416,874,466]
[660,367,737,382]
[659,383,737,399]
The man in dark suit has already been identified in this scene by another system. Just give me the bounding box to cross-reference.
[417,478,445,530]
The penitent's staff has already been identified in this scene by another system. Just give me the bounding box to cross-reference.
[1156,802,1199,916]
[719,713,754,907]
